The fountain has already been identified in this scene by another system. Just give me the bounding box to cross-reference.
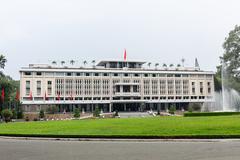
[202,62,240,112]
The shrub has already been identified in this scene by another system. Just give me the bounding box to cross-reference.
[73,108,80,118]
[39,109,45,119]
[189,103,201,112]
[17,109,24,119]
[114,110,119,117]
[11,109,17,119]
[169,105,176,115]
[93,106,100,117]
[184,112,240,117]
[25,116,29,121]
[157,109,160,115]
[188,105,193,113]
[33,118,38,121]
[1,109,13,123]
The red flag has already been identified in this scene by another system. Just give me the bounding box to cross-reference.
[44,91,48,101]
[1,88,5,102]
[15,89,20,101]
[124,49,127,61]
[57,92,60,101]
[29,91,33,100]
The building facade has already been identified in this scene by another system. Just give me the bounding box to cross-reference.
[19,60,215,112]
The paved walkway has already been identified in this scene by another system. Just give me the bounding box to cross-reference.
[1,138,240,160]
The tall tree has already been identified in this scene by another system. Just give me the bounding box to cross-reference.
[218,25,240,91]
[0,54,7,69]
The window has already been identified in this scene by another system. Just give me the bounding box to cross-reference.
[134,74,139,77]
[152,74,156,77]
[103,73,108,76]
[26,81,30,95]
[47,81,52,95]
[94,73,99,76]
[124,73,128,77]
[114,73,118,77]
[36,72,42,76]
[85,73,90,76]
[144,74,148,77]
[37,81,41,95]
[67,72,72,76]
[76,73,81,76]
[24,72,31,76]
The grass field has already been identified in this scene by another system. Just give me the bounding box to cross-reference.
[1,116,240,138]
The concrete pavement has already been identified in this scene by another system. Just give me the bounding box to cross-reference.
[0,138,240,160]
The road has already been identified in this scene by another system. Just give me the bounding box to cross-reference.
[0,138,240,160]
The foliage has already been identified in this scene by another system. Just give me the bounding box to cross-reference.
[114,110,119,117]
[216,25,240,92]
[47,105,58,114]
[189,103,201,112]
[184,112,240,117]
[93,106,100,117]
[188,105,193,113]
[169,105,176,114]
[1,109,13,122]
[39,109,45,119]
[0,54,7,69]
[11,109,17,119]
[73,108,80,118]
[157,109,160,115]
[17,109,24,119]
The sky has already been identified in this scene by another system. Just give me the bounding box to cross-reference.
[0,0,239,80]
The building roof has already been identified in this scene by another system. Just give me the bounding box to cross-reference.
[96,60,146,66]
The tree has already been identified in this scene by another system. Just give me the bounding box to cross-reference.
[83,60,87,67]
[162,63,167,68]
[147,62,151,68]
[181,58,185,67]
[52,61,57,65]
[61,61,65,66]
[169,64,174,67]
[219,25,240,91]
[93,106,100,117]
[177,64,181,67]
[92,60,96,68]
[155,63,159,69]
[70,60,75,66]
[1,109,13,122]
[73,108,80,118]
[39,109,45,119]
[169,105,176,115]
[0,54,7,69]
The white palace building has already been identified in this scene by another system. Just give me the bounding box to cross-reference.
[19,58,215,113]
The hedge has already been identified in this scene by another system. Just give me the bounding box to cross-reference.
[184,112,240,117]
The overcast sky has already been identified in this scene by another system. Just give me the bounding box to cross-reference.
[0,0,239,79]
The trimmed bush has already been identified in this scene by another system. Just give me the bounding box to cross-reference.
[11,109,17,119]
[169,105,176,115]
[39,109,45,119]
[1,109,13,123]
[93,106,100,117]
[184,112,240,117]
[17,109,24,119]
[114,110,119,117]
[73,108,80,118]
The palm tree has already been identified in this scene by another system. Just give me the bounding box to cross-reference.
[177,64,181,67]
[0,54,7,69]
[52,61,57,65]
[181,58,185,67]
[61,61,65,66]
[155,63,159,69]
[162,63,167,68]
[70,60,75,66]
[169,64,174,67]
[147,62,151,68]
[92,60,96,68]
[83,60,87,67]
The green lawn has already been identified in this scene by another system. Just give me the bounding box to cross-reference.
[1,116,240,138]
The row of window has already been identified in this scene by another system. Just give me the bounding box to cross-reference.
[23,72,212,78]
